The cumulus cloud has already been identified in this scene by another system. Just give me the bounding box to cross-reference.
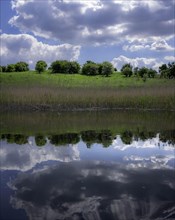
[0,33,81,68]
[9,161,175,220]
[111,55,163,70]
[164,56,175,62]
[0,137,80,171]
[123,40,174,52]
[123,44,150,52]
[150,40,174,51]
[9,0,175,45]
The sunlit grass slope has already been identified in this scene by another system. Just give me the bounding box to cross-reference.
[0,71,175,111]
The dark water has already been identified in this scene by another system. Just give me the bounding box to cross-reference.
[0,111,175,220]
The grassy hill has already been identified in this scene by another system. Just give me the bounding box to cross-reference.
[0,71,175,111]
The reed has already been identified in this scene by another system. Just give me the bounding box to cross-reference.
[0,84,174,111]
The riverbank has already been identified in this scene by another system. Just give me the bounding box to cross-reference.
[0,71,175,111]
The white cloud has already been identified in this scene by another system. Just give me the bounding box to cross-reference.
[123,39,174,52]
[0,33,81,68]
[150,40,174,51]
[111,55,163,70]
[0,137,80,171]
[164,56,175,62]
[123,44,150,52]
[9,0,175,45]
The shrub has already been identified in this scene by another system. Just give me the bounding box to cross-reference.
[101,61,114,77]
[68,61,80,74]
[35,60,47,74]
[15,61,29,72]
[122,66,133,77]
[6,64,16,72]
[82,62,99,76]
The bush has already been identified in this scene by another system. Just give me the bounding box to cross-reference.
[1,66,7,72]
[35,60,47,74]
[6,64,16,72]
[121,63,133,72]
[68,61,80,74]
[82,62,99,76]
[101,61,114,77]
[122,66,133,77]
[138,67,148,78]
[147,68,157,78]
[15,61,29,72]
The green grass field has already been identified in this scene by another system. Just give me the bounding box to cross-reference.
[0,71,175,111]
[0,70,174,87]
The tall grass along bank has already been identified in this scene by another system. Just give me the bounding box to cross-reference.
[0,71,175,111]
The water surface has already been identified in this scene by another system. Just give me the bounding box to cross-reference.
[0,111,175,220]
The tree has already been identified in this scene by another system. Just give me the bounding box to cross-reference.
[0,66,2,72]
[101,61,114,77]
[121,130,133,144]
[138,67,148,78]
[121,63,133,72]
[68,61,80,74]
[167,62,175,79]
[35,60,47,74]
[51,60,70,74]
[159,64,168,78]
[1,66,7,72]
[15,61,29,72]
[82,62,99,76]
[121,63,133,77]
[147,68,157,78]
[133,67,139,76]
[122,66,133,77]
[6,64,16,72]
[35,135,47,147]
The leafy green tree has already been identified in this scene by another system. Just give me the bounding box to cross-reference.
[51,60,61,73]
[147,68,157,78]
[122,66,133,77]
[35,60,47,74]
[121,63,133,72]
[138,67,148,78]
[6,64,16,72]
[68,61,80,74]
[159,64,168,78]
[167,62,175,79]
[35,135,47,146]
[51,60,70,73]
[4,134,28,145]
[82,62,99,76]
[121,63,133,77]
[49,133,79,146]
[133,67,139,76]
[101,61,114,77]
[0,66,2,72]
[1,66,7,72]
[121,130,133,144]
[15,61,29,72]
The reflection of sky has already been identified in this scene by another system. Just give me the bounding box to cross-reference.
[1,134,175,220]
[0,134,175,172]
[8,161,175,220]
[0,137,80,171]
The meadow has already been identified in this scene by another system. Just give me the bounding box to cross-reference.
[0,71,175,111]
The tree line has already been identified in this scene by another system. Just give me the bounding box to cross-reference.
[1,129,174,146]
[0,60,174,79]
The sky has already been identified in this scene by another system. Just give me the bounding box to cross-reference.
[0,0,175,70]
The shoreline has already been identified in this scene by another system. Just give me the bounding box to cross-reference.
[1,104,174,112]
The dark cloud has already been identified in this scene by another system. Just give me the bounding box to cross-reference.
[10,161,175,220]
